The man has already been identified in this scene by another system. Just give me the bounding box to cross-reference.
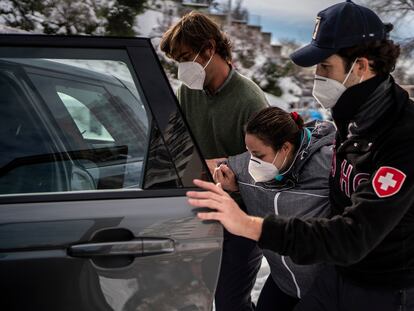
[160,12,268,311]
[187,1,414,310]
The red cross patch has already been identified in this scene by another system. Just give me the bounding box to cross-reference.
[372,166,406,198]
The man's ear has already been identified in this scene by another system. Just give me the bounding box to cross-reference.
[206,39,216,57]
[356,57,371,75]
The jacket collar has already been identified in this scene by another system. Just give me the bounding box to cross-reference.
[265,123,335,187]
[333,75,409,146]
[332,74,392,141]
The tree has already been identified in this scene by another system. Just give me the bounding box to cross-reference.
[251,60,295,97]
[0,0,103,34]
[278,38,300,58]
[43,0,102,35]
[365,0,414,21]
[104,0,148,36]
[232,0,248,22]
[0,0,148,36]
[364,0,414,56]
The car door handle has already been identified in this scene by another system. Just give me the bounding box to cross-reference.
[68,238,174,258]
[68,240,143,257]
[142,237,175,256]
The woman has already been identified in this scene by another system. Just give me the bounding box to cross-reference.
[206,107,335,310]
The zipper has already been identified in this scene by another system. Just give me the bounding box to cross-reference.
[274,192,302,298]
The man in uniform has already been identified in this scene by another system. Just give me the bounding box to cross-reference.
[187,1,414,309]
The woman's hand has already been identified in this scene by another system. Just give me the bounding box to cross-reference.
[213,164,239,192]
[186,179,263,241]
[205,158,227,177]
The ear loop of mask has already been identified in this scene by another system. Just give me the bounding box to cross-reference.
[343,58,366,85]
[193,50,214,70]
[192,51,200,62]
[270,151,279,165]
[342,58,358,85]
[276,128,310,179]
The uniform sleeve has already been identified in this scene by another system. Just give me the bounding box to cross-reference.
[258,138,414,266]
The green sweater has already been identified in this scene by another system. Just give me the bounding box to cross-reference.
[177,70,269,159]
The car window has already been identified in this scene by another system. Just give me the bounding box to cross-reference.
[0,53,156,195]
[0,45,210,197]
[57,91,114,142]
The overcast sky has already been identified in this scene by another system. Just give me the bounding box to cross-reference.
[227,0,413,44]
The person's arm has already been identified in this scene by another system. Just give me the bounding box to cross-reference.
[187,139,414,266]
[259,138,414,266]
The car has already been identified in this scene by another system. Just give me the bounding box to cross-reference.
[0,34,222,311]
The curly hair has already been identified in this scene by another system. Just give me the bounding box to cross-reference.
[338,39,401,75]
[160,11,232,63]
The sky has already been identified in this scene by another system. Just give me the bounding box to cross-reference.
[243,0,341,43]
[223,0,414,44]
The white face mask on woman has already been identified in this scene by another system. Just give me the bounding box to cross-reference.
[312,58,362,109]
[248,151,287,183]
[177,51,214,90]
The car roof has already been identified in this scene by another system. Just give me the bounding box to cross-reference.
[0,58,126,87]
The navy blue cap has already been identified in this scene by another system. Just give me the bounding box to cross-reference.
[290,0,387,67]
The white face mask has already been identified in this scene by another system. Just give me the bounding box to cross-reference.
[177,51,214,90]
[312,58,360,109]
[248,151,287,183]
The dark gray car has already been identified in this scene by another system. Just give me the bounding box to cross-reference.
[0,35,223,311]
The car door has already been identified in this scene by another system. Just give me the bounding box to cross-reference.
[0,35,222,311]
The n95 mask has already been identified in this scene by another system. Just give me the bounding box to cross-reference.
[178,51,213,90]
[312,58,359,109]
[248,152,286,183]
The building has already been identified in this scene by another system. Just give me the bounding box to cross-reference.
[206,13,228,28]
[261,32,271,45]
[181,0,209,8]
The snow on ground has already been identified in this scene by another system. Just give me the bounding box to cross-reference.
[168,77,181,93]
[0,24,30,33]
[135,1,179,38]
[265,92,289,110]
[279,76,302,105]
[135,9,165,37]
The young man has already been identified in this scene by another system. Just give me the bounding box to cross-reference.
[160,12,268,311]
[187,1,414,310]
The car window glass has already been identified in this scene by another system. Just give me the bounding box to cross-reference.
[0,46,210,197]
[57,92,114,142]
[0,53,154,195]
